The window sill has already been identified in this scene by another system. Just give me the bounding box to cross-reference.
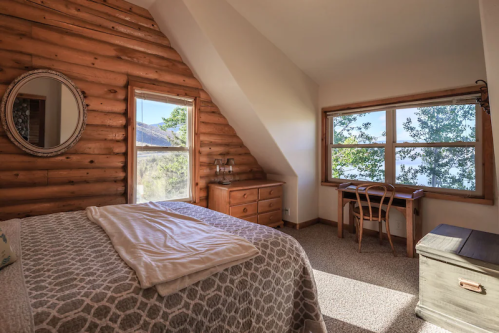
[321,181,494,206]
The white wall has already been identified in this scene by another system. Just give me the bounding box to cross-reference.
[480,0,499,219]
[148,0,319,222]
[318,35,499,236]
[59,84,78,143]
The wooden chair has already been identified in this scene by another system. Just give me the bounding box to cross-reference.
[353,183,396,256]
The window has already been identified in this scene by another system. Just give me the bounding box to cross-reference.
[326,94,484,195]
[132,91,194,203]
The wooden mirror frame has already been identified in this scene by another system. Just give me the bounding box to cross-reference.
[0,69,87,157]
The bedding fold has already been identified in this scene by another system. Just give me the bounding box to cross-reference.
[86,202,259,296]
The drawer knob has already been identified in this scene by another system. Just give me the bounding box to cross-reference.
[459,278,482,293]
[269,216,273,220]
[243,193,247,198]
[269,190,274,195]
[243,208,248,213]
[269,203,274,207]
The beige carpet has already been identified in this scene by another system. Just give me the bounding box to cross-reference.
[282,224,449,333]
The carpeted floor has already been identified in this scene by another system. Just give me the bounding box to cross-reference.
[282,224,449,333]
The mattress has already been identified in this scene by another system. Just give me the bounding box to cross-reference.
[3,202,325,333]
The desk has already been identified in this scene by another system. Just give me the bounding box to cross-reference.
[337,183,424,258]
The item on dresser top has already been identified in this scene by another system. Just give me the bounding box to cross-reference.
[213,156,235,185]
[86,202,259,296]
[416,224,499,333]
[208,180,285,227]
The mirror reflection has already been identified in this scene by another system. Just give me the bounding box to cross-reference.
[13,77,79,148]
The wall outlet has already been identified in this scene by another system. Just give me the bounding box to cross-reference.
[284,208,290,216]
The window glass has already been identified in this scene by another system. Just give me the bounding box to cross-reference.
[396,147,475,191]
[396,105,476,143]
[332,111,386,144]
[135,96,191,203]
[328,101,480,194]
[332,147,385,182]
[136,151,190,203]
[136,99,188,148]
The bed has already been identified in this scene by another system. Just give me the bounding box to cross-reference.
[1,202,325,333]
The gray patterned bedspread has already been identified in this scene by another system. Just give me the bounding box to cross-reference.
[15,202,325,333]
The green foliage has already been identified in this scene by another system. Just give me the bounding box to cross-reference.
[396,105,476,190]
[332,114,385,181]
[160,107,187,146]
[137,106,189,202]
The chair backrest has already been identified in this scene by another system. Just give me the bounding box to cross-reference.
[355,183,396,221]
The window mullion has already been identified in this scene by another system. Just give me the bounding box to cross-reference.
[385,109,395,184]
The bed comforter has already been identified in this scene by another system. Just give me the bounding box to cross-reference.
[2,202,325,333]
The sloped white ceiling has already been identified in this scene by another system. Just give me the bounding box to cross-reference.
[226,0,483,86]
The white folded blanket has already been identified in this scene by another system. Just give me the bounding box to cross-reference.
[86,202,259,296]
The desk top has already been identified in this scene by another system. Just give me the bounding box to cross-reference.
[337,182,424,200]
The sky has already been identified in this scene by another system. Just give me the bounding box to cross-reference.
[136,98,179,125]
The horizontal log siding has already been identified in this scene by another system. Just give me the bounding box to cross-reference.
[0,0,264,219]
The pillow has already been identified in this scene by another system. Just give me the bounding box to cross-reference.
[0,226,17,269]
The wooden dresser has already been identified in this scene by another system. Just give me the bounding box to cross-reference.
[208,180,285,227]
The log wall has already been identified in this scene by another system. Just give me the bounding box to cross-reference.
[0,0,264,220]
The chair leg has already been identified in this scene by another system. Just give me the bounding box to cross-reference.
[385,219,396,257]
[358,218,364,253]
[378,221,383,245]
[354,217,359,243]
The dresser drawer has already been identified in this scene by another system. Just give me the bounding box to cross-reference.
[258,210,281,226]
[241,215,258,224]
[230,202,257,218]
[259,186,282,200]
[258,198,281,214]
[230,189,258,205]
[417,255,499,332]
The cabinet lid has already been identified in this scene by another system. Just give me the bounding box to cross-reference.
[417,224,499,270]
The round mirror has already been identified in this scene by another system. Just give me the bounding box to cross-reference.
[1,70,86,156]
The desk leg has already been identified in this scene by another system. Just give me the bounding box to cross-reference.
[338,191,344,238]
[348,202,355,234]
[406,200,414,258]
[415,199,423,245]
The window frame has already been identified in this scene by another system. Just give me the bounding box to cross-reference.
[327,105,482,196]
[321,85,494,205]
[127,86,197,204]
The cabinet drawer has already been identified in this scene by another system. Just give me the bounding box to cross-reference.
[259,186,282,200]
[230,189,258,205]
[230,202,257,218]
[258,198,281,214]
[418,255,499,332]
[241,215,258,224]
[258,211,281,226]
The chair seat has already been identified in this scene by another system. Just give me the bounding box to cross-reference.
[352,205,386,221]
